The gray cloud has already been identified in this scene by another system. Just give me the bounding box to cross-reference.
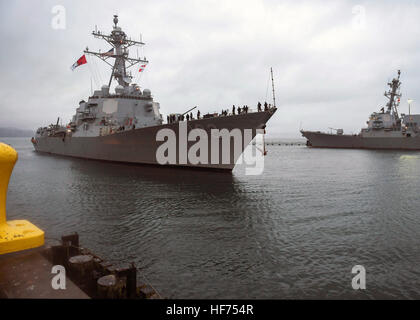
[1,0,420,138]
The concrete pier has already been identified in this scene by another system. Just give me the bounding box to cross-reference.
[0,246,89,298]
[0,234,161,299]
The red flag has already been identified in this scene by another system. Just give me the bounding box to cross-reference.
[139,64,147,72]
[71,55,87,71]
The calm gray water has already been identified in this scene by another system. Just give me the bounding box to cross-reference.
[3,137,420,299]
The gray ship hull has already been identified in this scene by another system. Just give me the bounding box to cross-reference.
[301,130,420,150]
[33,110,276,171]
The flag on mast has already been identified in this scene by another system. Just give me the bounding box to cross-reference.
[139,63,147,72]
[71,55,87,71]
[101,48,114,57]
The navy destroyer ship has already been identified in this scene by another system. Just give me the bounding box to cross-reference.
[301,70,420,150]
[31,16,276,171]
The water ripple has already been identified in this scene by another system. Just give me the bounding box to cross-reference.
[3,138,420,299]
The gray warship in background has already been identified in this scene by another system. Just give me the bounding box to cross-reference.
[301,70,420,150]
[32,16,276,171]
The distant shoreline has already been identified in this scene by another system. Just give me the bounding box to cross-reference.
[0,136,32,138]
[0,127,34,138]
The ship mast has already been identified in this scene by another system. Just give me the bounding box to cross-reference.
[84,15,148,88]
[270,67,276,108]
[384,70,402,122]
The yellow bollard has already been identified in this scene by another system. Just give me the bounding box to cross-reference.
[0,142,44,254]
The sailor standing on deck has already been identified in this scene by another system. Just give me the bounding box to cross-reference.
[257,102,262,112]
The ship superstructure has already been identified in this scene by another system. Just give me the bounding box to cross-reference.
[301,70,420,150]
[32,16,277,171]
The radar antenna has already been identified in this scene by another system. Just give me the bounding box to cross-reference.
[384,70,402,121]
[84,15,149,88]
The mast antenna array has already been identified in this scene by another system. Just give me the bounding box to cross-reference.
[84,15,148,88]
[384,70,402,120]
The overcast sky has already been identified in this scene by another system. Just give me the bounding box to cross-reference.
[1,0,420,137]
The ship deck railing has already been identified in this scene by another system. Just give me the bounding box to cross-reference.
[89,94,151,101]
[166,106,275,124]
